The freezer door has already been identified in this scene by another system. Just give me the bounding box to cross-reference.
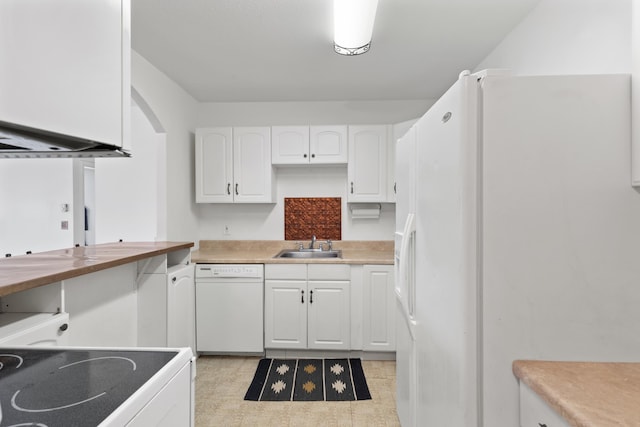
[413,72,479,426]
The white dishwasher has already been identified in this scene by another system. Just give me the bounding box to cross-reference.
[195,264,264,354]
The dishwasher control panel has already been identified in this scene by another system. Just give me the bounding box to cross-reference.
[196,264,264,279]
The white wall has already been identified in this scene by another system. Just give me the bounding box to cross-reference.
[632,0,640,185]
[131,51,200,244]
[476,0,631,74]
[0,159,74,255]
[197,100,431,127]
[195,100,431,242]
[95,102,165,243]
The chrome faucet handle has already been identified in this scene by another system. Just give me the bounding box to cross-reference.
[297,242,304,251]
[319,243,325,251]
[326,239,333,251]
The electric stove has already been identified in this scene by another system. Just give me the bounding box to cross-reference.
[0,346,194,426]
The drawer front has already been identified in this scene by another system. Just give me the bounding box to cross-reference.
[307,264,350,281]
[265,264,307,280]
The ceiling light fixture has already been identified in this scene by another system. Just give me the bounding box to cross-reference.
[333,0,379,56]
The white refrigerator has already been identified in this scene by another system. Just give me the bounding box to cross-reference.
[395,70,640,426]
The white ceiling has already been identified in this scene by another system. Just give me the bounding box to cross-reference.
[131,0,540,103]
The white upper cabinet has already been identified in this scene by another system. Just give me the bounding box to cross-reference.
[389,119,418,203]
[195,128,234,203]
[195,127,274,203]
[271,126,310,164]
[233,127,274,202]
[0,0,131,150]
[272,125,347,165]
[310,125,348,164]
[348,125,388,202]
[386,125,396,203]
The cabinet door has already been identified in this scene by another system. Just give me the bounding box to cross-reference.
[0,0,130,149]
[387,125,397,202]
[307,281,350,350]
[310,125,348,164]
[390,119,417,203]
[167,265,195,353]
[348,125,388,202]
[195,128,233,203]
[233,127,274,203]
[265,280,307,349]
[272,126,310,165]
[362,265,395,351]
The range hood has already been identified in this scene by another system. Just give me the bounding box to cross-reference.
[0,120,130,158]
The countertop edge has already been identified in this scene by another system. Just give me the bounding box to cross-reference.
[190,256,394,265]
[0,241,194,297]
[512,359,640,427]
[512,360,577,424]
[191,240,394,265]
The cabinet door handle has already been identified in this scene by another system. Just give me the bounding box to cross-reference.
[350,182,354,194]
[539,424,547,427]
[394,182,397,194]
[227,183,231,195]
[310,289,313,304]
[303,153,308,158]
[311,153,315,158]
[235,183,239,195]
[301,290,304,303]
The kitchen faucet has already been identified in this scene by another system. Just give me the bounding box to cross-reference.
[309,235,316,249]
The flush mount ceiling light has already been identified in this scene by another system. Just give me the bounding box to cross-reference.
[333,0,379,56]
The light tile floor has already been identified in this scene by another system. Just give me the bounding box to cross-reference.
[195,356,401,427]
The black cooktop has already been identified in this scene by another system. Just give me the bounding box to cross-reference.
[0,348,178,427]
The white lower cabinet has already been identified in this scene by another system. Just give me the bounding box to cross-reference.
[519,381,570,427]
[264,264,350,350]
[137,255,195,354]
[362,265,395,351]
[307,279,350,349]
[0,312,70,346]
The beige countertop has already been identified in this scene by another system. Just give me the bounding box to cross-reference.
[191,240,394,265]
[0,241,194,297]
[513,360,640,426]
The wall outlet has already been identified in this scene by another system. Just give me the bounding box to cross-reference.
[61,220,69,230]
[224,225,231,235]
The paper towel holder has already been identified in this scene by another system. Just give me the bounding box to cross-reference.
[349,203,382,219]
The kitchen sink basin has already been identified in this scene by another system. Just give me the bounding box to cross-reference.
[274,249,342,259]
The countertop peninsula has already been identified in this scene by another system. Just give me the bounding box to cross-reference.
[0,241,194,297]
[191,240,394,265]
[513,359,640,426]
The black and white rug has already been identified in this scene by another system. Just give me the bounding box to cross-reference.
[244,358,372,401]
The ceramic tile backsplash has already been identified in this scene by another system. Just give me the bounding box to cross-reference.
[284,197,341,241]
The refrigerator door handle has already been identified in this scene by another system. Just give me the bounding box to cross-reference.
[398,213,416,312]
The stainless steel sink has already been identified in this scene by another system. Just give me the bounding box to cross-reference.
[274,249,342,259]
